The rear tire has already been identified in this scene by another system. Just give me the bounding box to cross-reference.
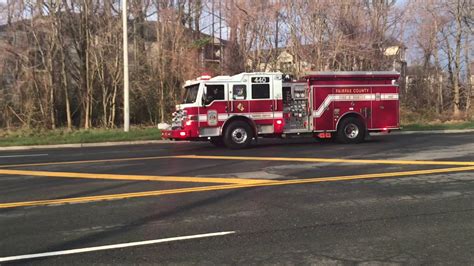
[210,137,225,147]
[223,121,253,149]
[336,117,366,144]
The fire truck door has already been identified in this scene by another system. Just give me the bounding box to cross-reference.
[248,76,274,124]
[230,84,249,116]
[200,84,228,129]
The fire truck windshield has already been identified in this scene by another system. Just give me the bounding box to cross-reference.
[183,84,199,104]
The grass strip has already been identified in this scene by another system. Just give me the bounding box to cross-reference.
[402,121,474,131]
[0,127,161,147]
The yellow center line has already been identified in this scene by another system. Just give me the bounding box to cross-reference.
[0,169,268,185]
[2,154,474,169]
[0,156,175,169]
[172,155,474,166]
[2,166,474,209]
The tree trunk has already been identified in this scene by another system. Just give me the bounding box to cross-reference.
[49,69,55,129]
[84,3,91,129]
[110,84,118,128]
[452,0,463,118]
[465,35,472,116]
[160,79,165,123]
[57,15,72,130]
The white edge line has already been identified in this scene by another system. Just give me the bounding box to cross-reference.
[0,154,48,158]
[0,231,235,263]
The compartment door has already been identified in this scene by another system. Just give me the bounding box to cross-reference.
[312,86,334,131]
[371,86,399,129]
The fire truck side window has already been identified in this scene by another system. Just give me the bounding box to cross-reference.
[205,84,225,104]
[251,84,270,99]
[232,84,247,100]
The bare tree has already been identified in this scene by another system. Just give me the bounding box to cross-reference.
[0,0,473,131]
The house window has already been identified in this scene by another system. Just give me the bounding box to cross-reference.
[232,84,247,100]
[280,61,293,72]
[252,84,270,99]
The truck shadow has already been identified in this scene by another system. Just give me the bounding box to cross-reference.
[26,187,258,263]
[248,137,384,149]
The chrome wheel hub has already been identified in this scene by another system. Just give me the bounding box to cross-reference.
[344,123,359,139]
[231,128,248,144]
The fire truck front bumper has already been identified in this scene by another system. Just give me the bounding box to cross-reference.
[161,128,199,140]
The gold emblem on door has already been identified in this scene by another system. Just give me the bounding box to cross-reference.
[236,103,245,112]
[207,110,218,126]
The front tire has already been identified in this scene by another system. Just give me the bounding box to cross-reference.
[336,117,366,144]
[223,121,253,149]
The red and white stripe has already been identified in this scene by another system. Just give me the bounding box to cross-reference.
[197,112,283,122]
[312,93,398,118]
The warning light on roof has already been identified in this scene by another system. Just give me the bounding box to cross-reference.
[198,74,212,80]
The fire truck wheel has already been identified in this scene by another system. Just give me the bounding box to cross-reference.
[337,117,366,144]
[210,137,225,147]
[224,121,253,149]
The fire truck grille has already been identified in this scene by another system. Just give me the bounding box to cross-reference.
[171,110,186,129]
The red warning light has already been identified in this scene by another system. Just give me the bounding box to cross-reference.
[198,73,212,80]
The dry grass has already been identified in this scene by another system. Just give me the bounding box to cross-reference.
[0,127,161,147]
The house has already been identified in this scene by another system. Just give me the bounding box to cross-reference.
[384,44,407,72]
[249,43,407,78]
[201,36,227,71]
[248,48,313,76]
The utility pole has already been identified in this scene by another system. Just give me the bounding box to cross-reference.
[219,0,223,74]
[122,0,130,132]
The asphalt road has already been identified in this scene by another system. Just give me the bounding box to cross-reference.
[1,133,474,265]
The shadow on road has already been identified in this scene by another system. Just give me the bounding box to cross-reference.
[26,187,259,262]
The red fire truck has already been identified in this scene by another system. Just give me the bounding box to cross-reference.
[161,71,400,149]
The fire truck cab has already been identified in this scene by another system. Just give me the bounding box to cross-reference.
[161,71,400,149]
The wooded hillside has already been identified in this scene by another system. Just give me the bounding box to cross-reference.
[0,0,472,130]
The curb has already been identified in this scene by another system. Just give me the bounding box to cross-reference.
[393,129,474,135]
[371,128,474,136]
[0,140,178,151]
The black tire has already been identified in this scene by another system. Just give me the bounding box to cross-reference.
[209,137,225,147]
[336,117,366,144]
[223,121,253,149]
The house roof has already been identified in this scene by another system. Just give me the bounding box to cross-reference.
[0,16,228,46]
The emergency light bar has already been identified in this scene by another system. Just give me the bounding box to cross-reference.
[197,74,212,80]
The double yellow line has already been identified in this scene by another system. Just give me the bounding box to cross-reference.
[0,156,174,169]
[173,155,474,167]
[2,154,474,168]
[1,165,474,209]
[0,169,267,185]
